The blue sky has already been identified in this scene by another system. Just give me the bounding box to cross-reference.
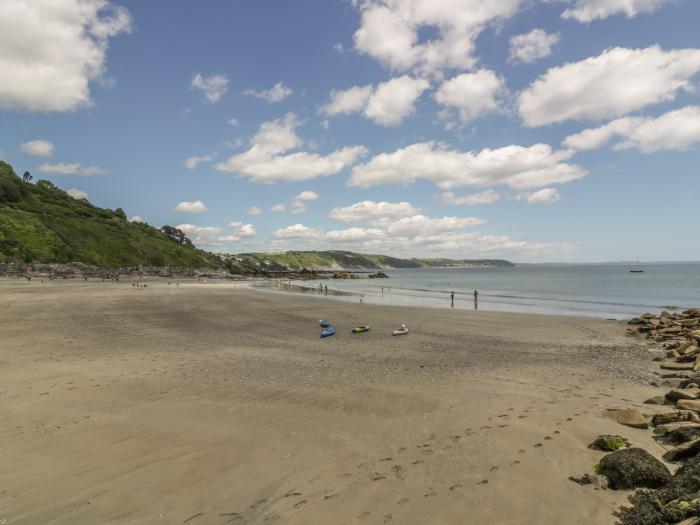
[1,0,699,262]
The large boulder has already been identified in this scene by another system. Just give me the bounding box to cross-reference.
[597,448,671,489]
[609,408,649,429]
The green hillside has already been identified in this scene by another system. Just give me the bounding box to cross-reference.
[228,251,513,272]
[0,161,216,267]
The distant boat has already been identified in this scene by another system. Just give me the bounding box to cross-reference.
[630,257,644,273]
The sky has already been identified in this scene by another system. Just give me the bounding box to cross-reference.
[1,0,699,262]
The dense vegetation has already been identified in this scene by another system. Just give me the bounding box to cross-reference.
[229,250,513,272]
[0,161,215,267]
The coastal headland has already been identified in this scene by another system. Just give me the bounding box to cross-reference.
[0,277,673,525]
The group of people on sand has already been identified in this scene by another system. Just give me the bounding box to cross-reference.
[450,289,479,310]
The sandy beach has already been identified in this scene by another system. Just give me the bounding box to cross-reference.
[0,279,665,524]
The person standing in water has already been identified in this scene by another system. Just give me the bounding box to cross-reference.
[474,289,479,307]
[450,291,455,308]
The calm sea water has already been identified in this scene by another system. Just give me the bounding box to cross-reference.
[263,263,700,319]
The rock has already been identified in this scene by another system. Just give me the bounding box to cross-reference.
[678,400,700,412]
[644,395,669,405]
[677,517,700,525]
[367,272,388,279]
[667,388,700,401]
[668,349,682,359]
[588,435,631,451]
[569,473,608,490]
[610,408,649,429]
[596,448,671,489]
[653,422,700,436]
[652,411,700,426]
[662,362,695,371]
[663,378,686,388]
[658,426,700,446]
[663,438,700,462]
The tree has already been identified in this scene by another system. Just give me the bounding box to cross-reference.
[22,171,32,183]
[161,225,193,247]
[114,208,127,220]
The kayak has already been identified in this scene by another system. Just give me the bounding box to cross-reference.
[319,320,330,327]
[392,327,409,336]
[352,326,370,333]
[321,326,336,338]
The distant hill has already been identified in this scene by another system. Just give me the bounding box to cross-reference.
[226,250,513,273]
[0,161,216,267]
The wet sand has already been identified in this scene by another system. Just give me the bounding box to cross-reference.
[0,279,664,524]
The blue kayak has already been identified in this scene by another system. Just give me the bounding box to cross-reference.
[321,326,336,338]
[319,320,330,328]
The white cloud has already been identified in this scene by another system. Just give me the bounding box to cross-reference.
[38,162,107,176]
[322,85,373,116]
[329,200,421,223]
[0,0,131,112]
[290,190,320,215]
[229,221,256,239]
[66,188,88,200]
[243,82,292,103]
[349,142,586,190]
[434,70,507,126]
[228,117,239,126]
[271,218,565,259]
[272,223,323,240]
[185,155,214,170]
[516,188,562,204]
[20,140,54,157]
[364,76,430,126]
[173,200,208,214]
[130,215,144,223]
[176,221,255,248]
[518,46,700,127]
[215,113,367,183]
[322,76,429,126]
[508,29,560,64]
[352,0,523,75]
[246,206,262,216]
[563,105,700,153]
[270,203,287,213]
[191,73,229,103]
[440,190,501,206]
[333,42,344,53]
[562,0,673,22]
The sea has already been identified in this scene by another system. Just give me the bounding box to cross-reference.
[258,263,700,319]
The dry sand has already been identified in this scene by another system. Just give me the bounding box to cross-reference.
[0,279,666,524]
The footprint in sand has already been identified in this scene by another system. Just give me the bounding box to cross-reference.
[397,497,410,505]
[553,430,560,435]
[391,465,404,479]
[218,512,241,523]
[518,449,526,455]
[544,436,553,441]
[424,490,438,498]
[359,511,371,519]
[510,460,520,466]
[263,514,280,522]
[477,480,489,485]
[283,491,302,498]
[397,447,406,453]
[370,472,386,481]
[384,513,393,523]
[250,499,267,510]
[450,435,461,443]
[422,449,434,456]
[412,459,424,465]
[489,466,498,472]
[293,500,307,509]
[379,457,393,462]
[534,443,543,448]
[449,483,464,491]
[324,493,338,500]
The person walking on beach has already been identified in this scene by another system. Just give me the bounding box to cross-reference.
[450,290,454,308]
[474,289,479,307]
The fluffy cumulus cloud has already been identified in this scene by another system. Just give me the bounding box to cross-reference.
[20,140,54,157]
[66,188,88,200]
[563,105,700,153]
[271,217,564,259]
[130,215,144,223]
[516,188,562,204]
[322,76,429,126]
[38,162,107,176]
[177,221,256,248]
[291,190,319,214]
[440,190,501,206]
[562,0,673,22]
[0,0,131,112]
[352,0,523,75]
[173,200,208,214]
[508,29,560,64]
[185,155,214,170]
[215,113,367,182]
[519,46,700,127]
[243,82,293,103]
[270,203,287,213]
[191,73,229,103]
[434,70,507,126]
[246,206,262,216]
[349,142,586,190]
[329,200,421,223]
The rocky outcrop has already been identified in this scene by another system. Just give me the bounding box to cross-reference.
[368,272,389,278]
[596,448,671,489]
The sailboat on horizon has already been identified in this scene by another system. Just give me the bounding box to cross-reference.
[630,257,644,273]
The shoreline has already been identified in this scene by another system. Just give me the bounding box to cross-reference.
[0,279,666,524]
